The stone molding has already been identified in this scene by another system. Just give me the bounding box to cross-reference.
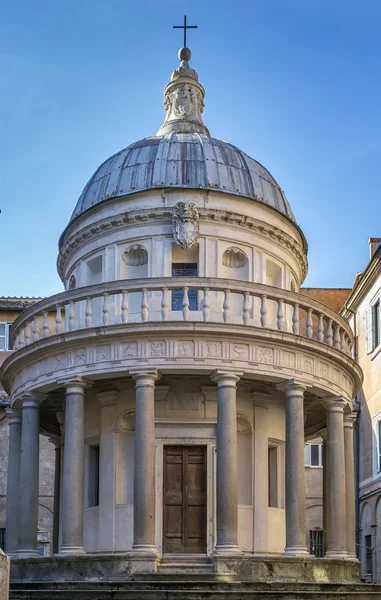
[57,206,308,281]
[3,326,359,418]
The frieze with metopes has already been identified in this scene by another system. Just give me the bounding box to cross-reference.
[7,336,355,403]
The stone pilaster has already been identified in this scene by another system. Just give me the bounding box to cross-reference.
[97,390,118,552]
[282,380,309,556]
[59,377,89,555]
[5,408,22,556]
[212,371,242,555]
[344,412,357,558]
[324,396,347,559]
[130,368,159,555]
[48,436,61,556]
[17,394,41,557]
[252,396,269,554]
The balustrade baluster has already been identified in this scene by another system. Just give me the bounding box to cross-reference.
[25,322,31,345]
[326,319,333,346]
[121,290,129,324]
[55,304,63,334]
[317,314,324,343]
[277,298,284,331]
[182,287,190,321]
[43,311,49,338]
[102,293,110,326]
[243,292,250,325]
[306,308,313,338]
[340,330,346,353]
[161,288,169,321]
[223,289,231,324]
[203,288,210,322]
[85,297,93,328]
[69,300,76,331]
[141,289,148,322]
[32,317,39,342]
[260,295,267,328]
[333,324,341,349]
[292,303,300,335]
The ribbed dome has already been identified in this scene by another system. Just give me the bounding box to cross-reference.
[69,133,295,224]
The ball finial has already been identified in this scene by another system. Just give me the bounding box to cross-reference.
[178,47,191,62]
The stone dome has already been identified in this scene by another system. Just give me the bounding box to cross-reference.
[69,133,295,225]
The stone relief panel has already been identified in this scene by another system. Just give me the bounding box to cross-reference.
[232,343,249,361]
[203,341,222,358]
[96,345,111,361]
[123,343,138,358]
[282,351,296,369]
[257,347,274,365]
[168,391,202,411]
[150,341,166,357]
[175,341,194,357]
[116,411,135,432]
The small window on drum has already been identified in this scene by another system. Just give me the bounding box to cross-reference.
[172,263,198,310]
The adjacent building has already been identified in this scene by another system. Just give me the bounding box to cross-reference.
[0,297,54,556]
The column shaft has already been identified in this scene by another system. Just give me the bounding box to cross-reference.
[132,370,158,552]
[52,441,61,555]
[18,397,40,557]
[213,371,241,554]
[5,409,22,555]
[60,379,87,554]
[322,435,328,555]
[325,397,347,558]
[344,413,357,558]
[284,380,308,555]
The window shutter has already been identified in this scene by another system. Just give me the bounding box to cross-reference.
[366,307,374,354]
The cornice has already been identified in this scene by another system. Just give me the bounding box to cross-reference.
[341,250,381,318]
[57,207,308,282]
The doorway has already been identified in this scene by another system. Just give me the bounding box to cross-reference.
[163,445,207,553]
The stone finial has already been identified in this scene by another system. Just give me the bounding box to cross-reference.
[157,47,210,136]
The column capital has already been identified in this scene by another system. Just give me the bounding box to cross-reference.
[344,412,357,428]
[211,371,243,387]
[58,376,91,394]
[130,368,160,387]
[5,408,21,424]
[20,392,42,409]
[323,396,347,413]
[277,379,308,397]
[96,389,119,408]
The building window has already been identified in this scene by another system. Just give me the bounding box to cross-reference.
[366,299,381,354]
[365,534,373,575]
[0,323,12,351]
[88,444,100,507]
[172,263,198,310]
[0,528,6,551]
[304,442,323,467]
[309,529,324,557]
[268,446,278,508]
[374,418,381,474]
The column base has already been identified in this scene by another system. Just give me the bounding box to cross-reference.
[283,545,309,557]
[325,550,349,560]
[131,543,159,557]
[58,545,86,556]
[214,544,242,556]
[16,549,41,558]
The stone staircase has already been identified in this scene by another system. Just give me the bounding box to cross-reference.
[9,579,381,599]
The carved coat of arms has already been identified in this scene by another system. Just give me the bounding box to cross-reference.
[172,201,199,249]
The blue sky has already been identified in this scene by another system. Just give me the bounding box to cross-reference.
[1,0,380,297]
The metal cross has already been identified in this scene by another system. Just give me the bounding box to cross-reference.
[173,15,197,48]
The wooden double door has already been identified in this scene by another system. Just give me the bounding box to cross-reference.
[163,446,207,553]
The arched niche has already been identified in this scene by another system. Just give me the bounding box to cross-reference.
[120,245,149,315]
[237,413,252,505]
[123,245,148,267]
[221,246,249,282]
[68,274,76,290]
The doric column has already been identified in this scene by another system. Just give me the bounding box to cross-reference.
[283,380,309,555]
[324,396,347,558]
[131,368,159,553]
[212,370,242,554]
[322,431,328,555]
[48,436,61,556]
[59,377,89,555]
[5,408,22,556]
[97,390,118,551]
[344,412,357,558]
[17,394,41,557]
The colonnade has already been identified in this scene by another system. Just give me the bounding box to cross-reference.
[5,372,356,561]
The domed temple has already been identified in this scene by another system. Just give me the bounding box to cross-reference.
[1,44,371,596]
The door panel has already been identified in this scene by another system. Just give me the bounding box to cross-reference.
[163,446,206,553]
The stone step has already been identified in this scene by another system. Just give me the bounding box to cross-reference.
[9,581,381,600]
